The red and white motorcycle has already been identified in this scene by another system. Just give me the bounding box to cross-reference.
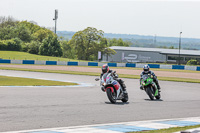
[95,72,128,104]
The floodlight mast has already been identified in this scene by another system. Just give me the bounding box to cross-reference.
[178,32,182,65]
[53,9,58,34]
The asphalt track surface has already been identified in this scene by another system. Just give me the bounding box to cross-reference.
[0,70,200,132]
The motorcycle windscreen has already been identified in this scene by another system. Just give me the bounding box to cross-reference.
[142,74,149,80]
[102,73,108,82]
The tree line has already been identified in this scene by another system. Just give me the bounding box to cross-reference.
[0,16,131,61]
[0,16,63,57]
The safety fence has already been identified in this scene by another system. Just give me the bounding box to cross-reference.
[0,59,199,71]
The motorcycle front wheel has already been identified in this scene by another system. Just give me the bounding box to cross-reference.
[146,86,154,100]
[106,88,117,104]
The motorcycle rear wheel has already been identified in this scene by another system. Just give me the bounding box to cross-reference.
[155,92,161,99]
[121,93,128,103]
[106,88,117,104]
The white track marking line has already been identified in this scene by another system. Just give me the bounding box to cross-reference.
[2,117,200,133]
[0,74,95,87]
[126,122,178,129]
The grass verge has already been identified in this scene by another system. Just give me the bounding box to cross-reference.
[0,51,88,62]
[0,67,199,83]
[0,75,78,86]
[130,124,200,133]
[115,67,200,73]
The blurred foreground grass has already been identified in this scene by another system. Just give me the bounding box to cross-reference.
[0,75,78,86]
[131,124,200,133]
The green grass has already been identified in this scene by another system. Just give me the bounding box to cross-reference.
[130,124,200,133]
[119,74,200,83]
[0,75,78,86]
[0,67,199,83]
[114,67,200,73]
[0,51,86,62]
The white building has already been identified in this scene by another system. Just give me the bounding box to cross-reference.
[102,46,200,64]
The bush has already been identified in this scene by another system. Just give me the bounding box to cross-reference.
[0,40,7,50]
[6,38,22,51]
[186,59,199,65]
[0,38,22,51]
[27,41,40,54]
[39,35,63,57]
[61,40,75,59]
[21,43,29,52]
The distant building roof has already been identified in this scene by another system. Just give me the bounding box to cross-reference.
[109,46,200,56]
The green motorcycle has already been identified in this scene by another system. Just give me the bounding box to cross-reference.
[141,74,161,100]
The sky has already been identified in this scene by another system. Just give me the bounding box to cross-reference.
[1,0,200,38]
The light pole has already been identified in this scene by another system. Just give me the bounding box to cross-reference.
[178,32,182,65]
[154,34,157,45]
[53,9,58,34]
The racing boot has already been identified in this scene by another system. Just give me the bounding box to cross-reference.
[154,78,161,92]
[122,87,128,99]
[101,86,105,92]
[156,83,161,92]
[122,82,128,94]
[140,85,144,90]
[118,79,128,95]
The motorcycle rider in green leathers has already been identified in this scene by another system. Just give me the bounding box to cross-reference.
[140,65,161,91]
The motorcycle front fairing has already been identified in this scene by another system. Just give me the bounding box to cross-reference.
[141,74,153,86]
[102,73,122,98]
[111,80,122,98]
[141,74,158,96]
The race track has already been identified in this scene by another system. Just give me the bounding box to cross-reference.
[0,70,200,132]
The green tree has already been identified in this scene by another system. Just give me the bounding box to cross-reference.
[21,42,29,52]
[103,48,116,57]
[61,40,76,59]
[39,35,63,57]
[0,16,17,28]
[169,46,175,49]
[82,27,104,60]
[0,25,17,40]
[69,31,85,60]
[27,41,41,54]
[117,38,124,46]
[33,29,50,42]
[108,38,118,46]
[14,23,32,42]
[0,40,7,50]
[6,38,22,51]
[69,27,109,60]
[19,21,41,34]
[107,38,131,47]
[186,59,199,65]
